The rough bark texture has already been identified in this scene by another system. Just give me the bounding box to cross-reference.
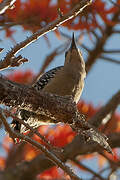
[0,75,77,123]
[0,75,112,153]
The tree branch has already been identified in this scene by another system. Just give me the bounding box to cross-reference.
[85,9,120,74]
[59,31,91,52]
[108,0,120,8]
[0,55,28,70]
[0,0,16,14]
[72,159,105,180]
[100,56,120,65]
[1,0,92,70]
[0,75,112,153]
[6,109,61,150]
[33,42,68,83]
[1,132,120,180]
[0,108,82,180]
[103,49,120,54]
[88,90,120,127]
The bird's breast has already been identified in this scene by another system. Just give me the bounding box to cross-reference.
[42,69,85,104]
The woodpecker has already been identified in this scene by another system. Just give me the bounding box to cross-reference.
[11,33,86,132]
[35,34,86,103]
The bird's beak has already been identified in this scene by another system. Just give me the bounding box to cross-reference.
[70,33,77,50]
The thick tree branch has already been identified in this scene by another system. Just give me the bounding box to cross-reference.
[0,75,77,123]
[0,0,16,14]
[0,75,112,153]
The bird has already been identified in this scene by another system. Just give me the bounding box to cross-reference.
[11,33,86,133]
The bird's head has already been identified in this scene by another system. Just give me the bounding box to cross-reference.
[64,33,85,76]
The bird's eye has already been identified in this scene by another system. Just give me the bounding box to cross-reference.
[65,51,68,58]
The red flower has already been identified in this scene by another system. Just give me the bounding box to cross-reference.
[4,0,119,35]
[7,70,34,84]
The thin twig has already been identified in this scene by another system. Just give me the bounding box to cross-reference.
[80,44,91,52]
[108,0,120,8]
[0,55,29,71]
[72,159,106,180]
[0,108,82,180]
[112,30,120,33]
[85,9,120,73]
[90,30,99,40]
[5,109,62,151]
[100,56,120,65]
[4,132,120,177]
[32,42,69,84]
[103,49,120,54]
[57,8,63,18]
[38,43,68,73]
[60,31,90,52]
[1,0,92,71]
[92,166,111,179]
[0,0,16,14]
[99,152,120,170]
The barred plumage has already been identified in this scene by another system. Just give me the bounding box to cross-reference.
[33,66,63,90]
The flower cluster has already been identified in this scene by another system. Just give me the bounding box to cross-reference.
[0,0,119,37]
